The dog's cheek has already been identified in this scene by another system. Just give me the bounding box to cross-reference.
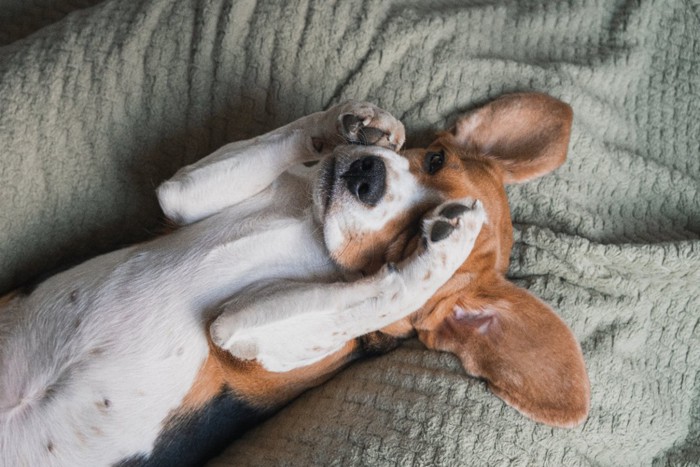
[329,237,373,273]
[383,230,421,266]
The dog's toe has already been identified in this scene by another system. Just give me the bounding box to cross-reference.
[335,101,405,150]
[341,113,390,146]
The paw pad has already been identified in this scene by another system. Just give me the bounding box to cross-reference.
[423,199,483,246]
[430,220,456,242]
[439,202,472,219]
[341,114,390,146]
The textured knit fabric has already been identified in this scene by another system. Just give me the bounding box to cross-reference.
[0,0,698,465]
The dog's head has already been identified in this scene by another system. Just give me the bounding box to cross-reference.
[311,143,433,274]
[313,93,589,428]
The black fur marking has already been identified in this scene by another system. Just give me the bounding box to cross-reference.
[114,390,272,467]
[356,332,403,358]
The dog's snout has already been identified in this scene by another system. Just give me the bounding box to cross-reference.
[342,156,386,206]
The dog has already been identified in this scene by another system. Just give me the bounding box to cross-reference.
[0,93,589,466]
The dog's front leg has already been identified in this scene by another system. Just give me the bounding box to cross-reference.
[157,101,405,225]
[211,198,484,372]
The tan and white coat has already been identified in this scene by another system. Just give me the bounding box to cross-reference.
[0,94,589,466]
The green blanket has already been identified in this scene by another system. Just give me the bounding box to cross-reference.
[1,0,698,465]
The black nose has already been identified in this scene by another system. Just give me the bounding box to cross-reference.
[341,156,386,206]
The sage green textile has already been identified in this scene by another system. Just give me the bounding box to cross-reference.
[1,0,698,465]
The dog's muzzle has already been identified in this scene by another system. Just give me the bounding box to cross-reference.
[340,155,386,206]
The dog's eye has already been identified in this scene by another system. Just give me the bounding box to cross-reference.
[425,150,445,175]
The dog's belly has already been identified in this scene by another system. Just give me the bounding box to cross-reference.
[0,244,209,466]
[0,181,337,466]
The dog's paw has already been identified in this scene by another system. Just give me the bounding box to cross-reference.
[336,100,406,150]
[405,198,486,286]
[211,315,348,373]
[311,101,405,155]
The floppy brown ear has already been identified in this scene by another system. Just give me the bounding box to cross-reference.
[418,276,589,428]
[449,92,573,184]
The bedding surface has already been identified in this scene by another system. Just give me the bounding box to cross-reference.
[1,0,698,465]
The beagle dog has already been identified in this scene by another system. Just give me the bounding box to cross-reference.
[0,93,589,466]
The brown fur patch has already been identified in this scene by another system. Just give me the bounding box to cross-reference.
[395,93,587,428]
[422,275,589,427]
[179,337,360,412]
[331,205,430,273]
